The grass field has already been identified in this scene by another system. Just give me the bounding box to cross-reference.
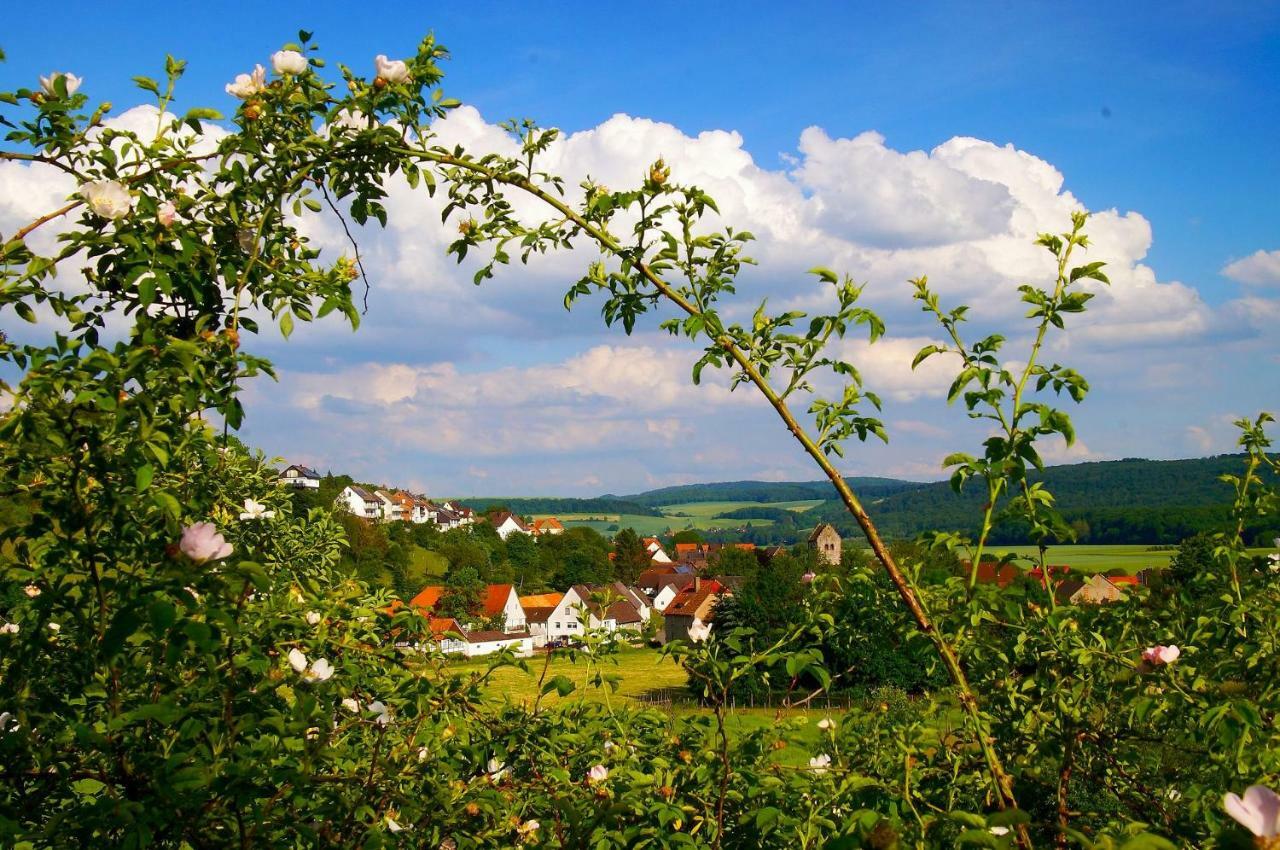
[991,544,1272,574]
[446,645,831,760]
[537,499,825,536]
[408,545,448,576]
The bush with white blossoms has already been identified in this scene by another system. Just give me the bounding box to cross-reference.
[1,28,1278,850]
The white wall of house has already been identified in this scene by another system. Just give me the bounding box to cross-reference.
[495,516,529,540]
[497,589,527,632]
[464,636,533,658]
[280,467,320,489]
[547,587,589,640]
[337,487,379,520]
[653,583,680,614]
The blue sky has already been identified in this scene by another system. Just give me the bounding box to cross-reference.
[2,2,1278,496]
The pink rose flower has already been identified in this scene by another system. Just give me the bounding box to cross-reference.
[1224,785,1280,838]
[179,522,233,563]
[1142,645,1181,666]
[157,200,177,228]
[587,764,608,783]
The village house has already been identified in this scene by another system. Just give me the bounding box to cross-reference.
[519,592,563,647]
[279,464,321,489]
[529,517,565,536]
[440,501,476,526]
[336,485,381,520]
[1056,574,1127,605]
[490,510,532,540]
[643,537,673,564]
[808,523,842,567]
[374,490,403,523]
[652,576,696,612]
[662,578,729,644]
[410,583,527,633]
[427,617,532,658]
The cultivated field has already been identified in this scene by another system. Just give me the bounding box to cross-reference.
[536,499,825,536]
[992,543,1272,574]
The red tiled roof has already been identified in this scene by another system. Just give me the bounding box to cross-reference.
[410,585,445,610]
[520,592,563,609]
[664,581,727,618]
[481,584,514,617]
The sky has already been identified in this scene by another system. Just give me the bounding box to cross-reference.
[1,2,1278,496]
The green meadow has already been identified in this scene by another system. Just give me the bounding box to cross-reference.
[536,499,825,536]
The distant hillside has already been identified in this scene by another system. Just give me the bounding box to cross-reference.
[463,497,664,518]
[807,454,1280,545]
[613,477,925,507]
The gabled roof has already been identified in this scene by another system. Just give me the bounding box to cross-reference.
[808,523,839,543]
[605,599,643,625]
[282,464,321,478]
[530,517,564,534]
[481,584,515,617]
[522,606,558,624]
[664,580,727,619]
[410,585,445,611]
[346,484,379,502]
[520,592,563,610]
[490,511,530,531]
[610,581,649,611]
[637,567,679,590]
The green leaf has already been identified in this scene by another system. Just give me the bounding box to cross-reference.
[135,463,154,491]
[280,312,294,339]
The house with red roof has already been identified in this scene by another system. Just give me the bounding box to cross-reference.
[409,583,527,633]
[661,577,729,644]
[530,517,565,536]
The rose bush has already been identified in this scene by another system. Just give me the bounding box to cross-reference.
[1,31,1276,849]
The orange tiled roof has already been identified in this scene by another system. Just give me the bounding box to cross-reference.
[410,585,445,611]
[481,584,514,616]
[520,592,563,609]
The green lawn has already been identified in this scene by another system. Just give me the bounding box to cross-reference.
[991,544,1272,574]
[408,545,448,576]
[445,645,835,760]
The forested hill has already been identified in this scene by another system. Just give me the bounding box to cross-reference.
[805,454,1280,545]
[612,477,925,507]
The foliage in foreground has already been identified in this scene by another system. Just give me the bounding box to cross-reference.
[1,34,1278,849]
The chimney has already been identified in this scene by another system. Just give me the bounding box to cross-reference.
[693,576,702,592]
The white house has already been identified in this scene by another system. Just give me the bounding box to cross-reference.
[337,485,381,520]
[279,464,321,489]
[374,490,403,523]
[429,618,532,658]
[652,580,687,614]
[442,501,476,526]
[643,537,673,564]
[519,592,563,648]
[546,586,590,641]
[490,510,532,540]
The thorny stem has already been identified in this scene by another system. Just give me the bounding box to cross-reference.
[414,149,1031,843]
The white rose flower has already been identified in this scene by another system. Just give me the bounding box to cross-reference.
[287,647,308,673]
[386,817,407,833]
[24,585,40,598]
[39,72,82,97]
[225,64,266,98]
[374,54,410,84]
[47,622,61,632]
[341,697,360,713]
[157,200,177,228]
[306,658,334,682]
[817,717,834,731]
[487,757,507,780]
[808,753,831,774]
[367,700,391,725]
[81,181,134,220]
[239,498,275,521]
[989,826,1010,836]
[305,611,321,626]
[0,623,19,635]
[271,50,308,76]
[329,109,371,133]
